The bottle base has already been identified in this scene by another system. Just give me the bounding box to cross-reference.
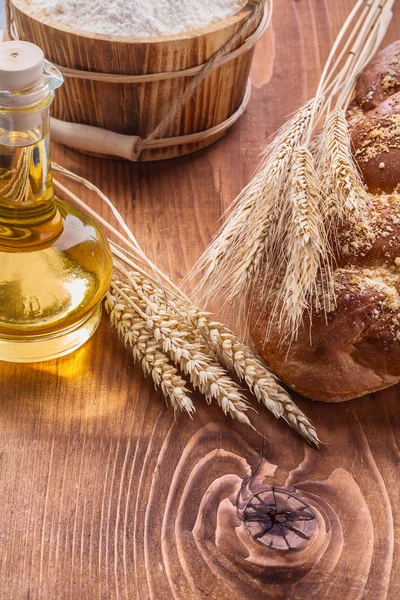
[0,305,102,363]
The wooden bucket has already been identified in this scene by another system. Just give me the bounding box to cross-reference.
[7,0,267,161]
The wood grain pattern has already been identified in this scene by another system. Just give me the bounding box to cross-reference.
[1,1,400,598]
[9,0,264,161]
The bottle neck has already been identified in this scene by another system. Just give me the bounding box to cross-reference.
[0,101,62,248]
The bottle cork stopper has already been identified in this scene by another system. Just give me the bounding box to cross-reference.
[0,41,44,91]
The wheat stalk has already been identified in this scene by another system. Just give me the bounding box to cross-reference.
[1,147,31,202]
[190,98,332,332]
[275,147,330,333]
[316,106,369,232]
[105,290,195,416]
[115,267,319,445]
[110,266,321,443]
[110,274,251,426]
[192,98,324,305]
[188,309,320,446]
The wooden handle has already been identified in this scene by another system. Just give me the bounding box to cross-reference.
[50,118,140,161]
[49,79,252,160]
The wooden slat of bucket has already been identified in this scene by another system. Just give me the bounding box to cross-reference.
[9,0,264,161]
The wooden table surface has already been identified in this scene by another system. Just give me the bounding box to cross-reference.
[2,1,400,598]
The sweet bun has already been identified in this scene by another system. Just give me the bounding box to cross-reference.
[350,92,400,194]
[350,42,400,194]
[250,195,400,402]
[355,40,400,110]
[249,40,400,403]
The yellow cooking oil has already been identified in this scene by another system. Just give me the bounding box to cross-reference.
[0,41,112,362]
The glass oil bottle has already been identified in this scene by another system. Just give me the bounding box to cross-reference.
[0,41,113,362]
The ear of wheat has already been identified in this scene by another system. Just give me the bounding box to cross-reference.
[188,0,394,342]
[110,273,251,425]
[316,106,370,236]
[189,310,320,446]
[275,147,329,335]
[192,98,324,306]
[106,292,195,415]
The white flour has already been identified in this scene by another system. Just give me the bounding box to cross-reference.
[30,0,246,37]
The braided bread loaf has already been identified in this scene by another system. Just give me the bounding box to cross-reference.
[250,195,400,402]
[250,42,400,402]
[352,41,400,193]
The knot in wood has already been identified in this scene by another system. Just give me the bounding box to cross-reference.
[243,488,316,550]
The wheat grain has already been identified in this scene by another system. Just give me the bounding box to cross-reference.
[105,290,195,416]
[118,269,318,445]
[276,147,330,333]
[190,99,322,297]
[317,106,369,232]
[111,275,251,426]
[191,98,324,305]
[188,309,319,446]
